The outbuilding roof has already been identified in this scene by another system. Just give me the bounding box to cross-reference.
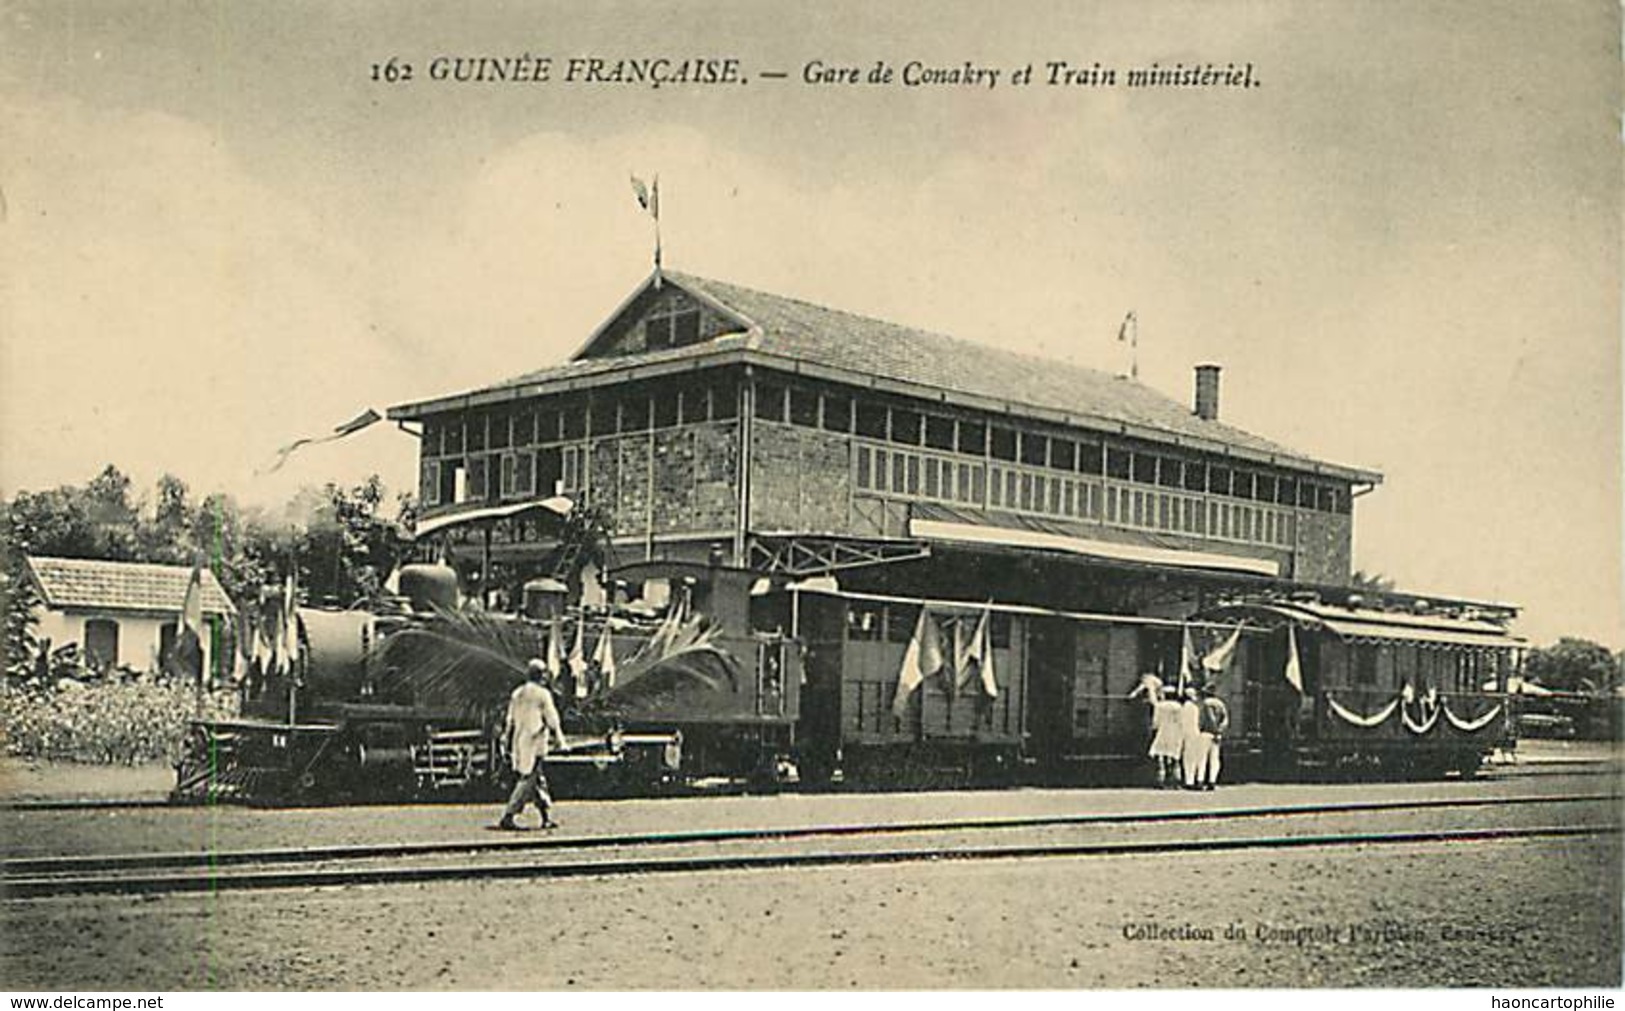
[27,556,236,616]
[390,270,1380,482]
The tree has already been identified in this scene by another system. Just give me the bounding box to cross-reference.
[1524,637,1620,694]
[297,477,411,606]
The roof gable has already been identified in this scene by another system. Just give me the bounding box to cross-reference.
[27,556,236,616]
[571,274,752,361]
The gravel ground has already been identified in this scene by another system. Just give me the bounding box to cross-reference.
[3,834,1617,989]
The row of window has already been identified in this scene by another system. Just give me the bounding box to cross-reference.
[756,381,1350,514]
[855,445,1300,548]
[421,378,739,457]
[1350,644,1509,691]
[421,447,573,506]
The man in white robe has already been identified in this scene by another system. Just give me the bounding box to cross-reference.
[496,659,567,830]
[1179,686,1208,789]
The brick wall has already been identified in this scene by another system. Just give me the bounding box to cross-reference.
[749,422,853,534]
[1294,511,1353,585]
[586,421,740,538]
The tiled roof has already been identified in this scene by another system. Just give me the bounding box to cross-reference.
[665,272,1309,461]
[27,556,236,615]
[396,270,1378,479]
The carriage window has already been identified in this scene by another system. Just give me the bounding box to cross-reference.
[990,612,1012,648]
[1354,645,1378,685]
[846,603,883,641]
[886,604,920,643]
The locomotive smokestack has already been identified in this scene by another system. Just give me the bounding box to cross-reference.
[1194,364,1222,421]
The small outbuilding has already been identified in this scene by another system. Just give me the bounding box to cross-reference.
[25,556,237,675]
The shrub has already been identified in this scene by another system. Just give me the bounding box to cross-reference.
[1,675,239,764]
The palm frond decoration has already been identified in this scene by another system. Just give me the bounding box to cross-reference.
[571,614,742,723]
[371,605,545,717]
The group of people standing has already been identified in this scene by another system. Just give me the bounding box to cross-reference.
[1135,674,1230,790]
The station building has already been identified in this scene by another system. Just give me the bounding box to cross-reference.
[387,269,1382,618]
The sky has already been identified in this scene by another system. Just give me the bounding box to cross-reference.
[1,0,1619,648]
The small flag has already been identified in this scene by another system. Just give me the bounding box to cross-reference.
[568,619,589,698]
[167,564,206,683]
[947,615,971,699]
[547,617,564,678]
[963,606,998,699]
[594,625,618,690]
[1284,625,1303,694]
[262,409,383,474]
[276,574,300,678]
[631,174,659,218]
[1179,624,1197,694]
[1202,625,1242,674]
[1118,310,1137,343]
[892,608,945,718]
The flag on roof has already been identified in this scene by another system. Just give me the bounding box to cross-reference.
[892,608,945,718]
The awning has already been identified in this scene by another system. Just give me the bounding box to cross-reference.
[412,496,573,539]
[908,516,1280,577]
[1205,602,1521,650]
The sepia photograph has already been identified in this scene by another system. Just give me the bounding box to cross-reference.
[1,0,1620,994]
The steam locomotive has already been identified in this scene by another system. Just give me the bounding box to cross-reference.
[172,560,800,804]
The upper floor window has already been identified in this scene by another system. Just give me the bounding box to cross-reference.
[645,308,701,350]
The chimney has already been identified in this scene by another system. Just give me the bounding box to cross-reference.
[1193,364,1222,421]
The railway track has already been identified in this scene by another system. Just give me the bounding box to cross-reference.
[7,791,1617,900]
